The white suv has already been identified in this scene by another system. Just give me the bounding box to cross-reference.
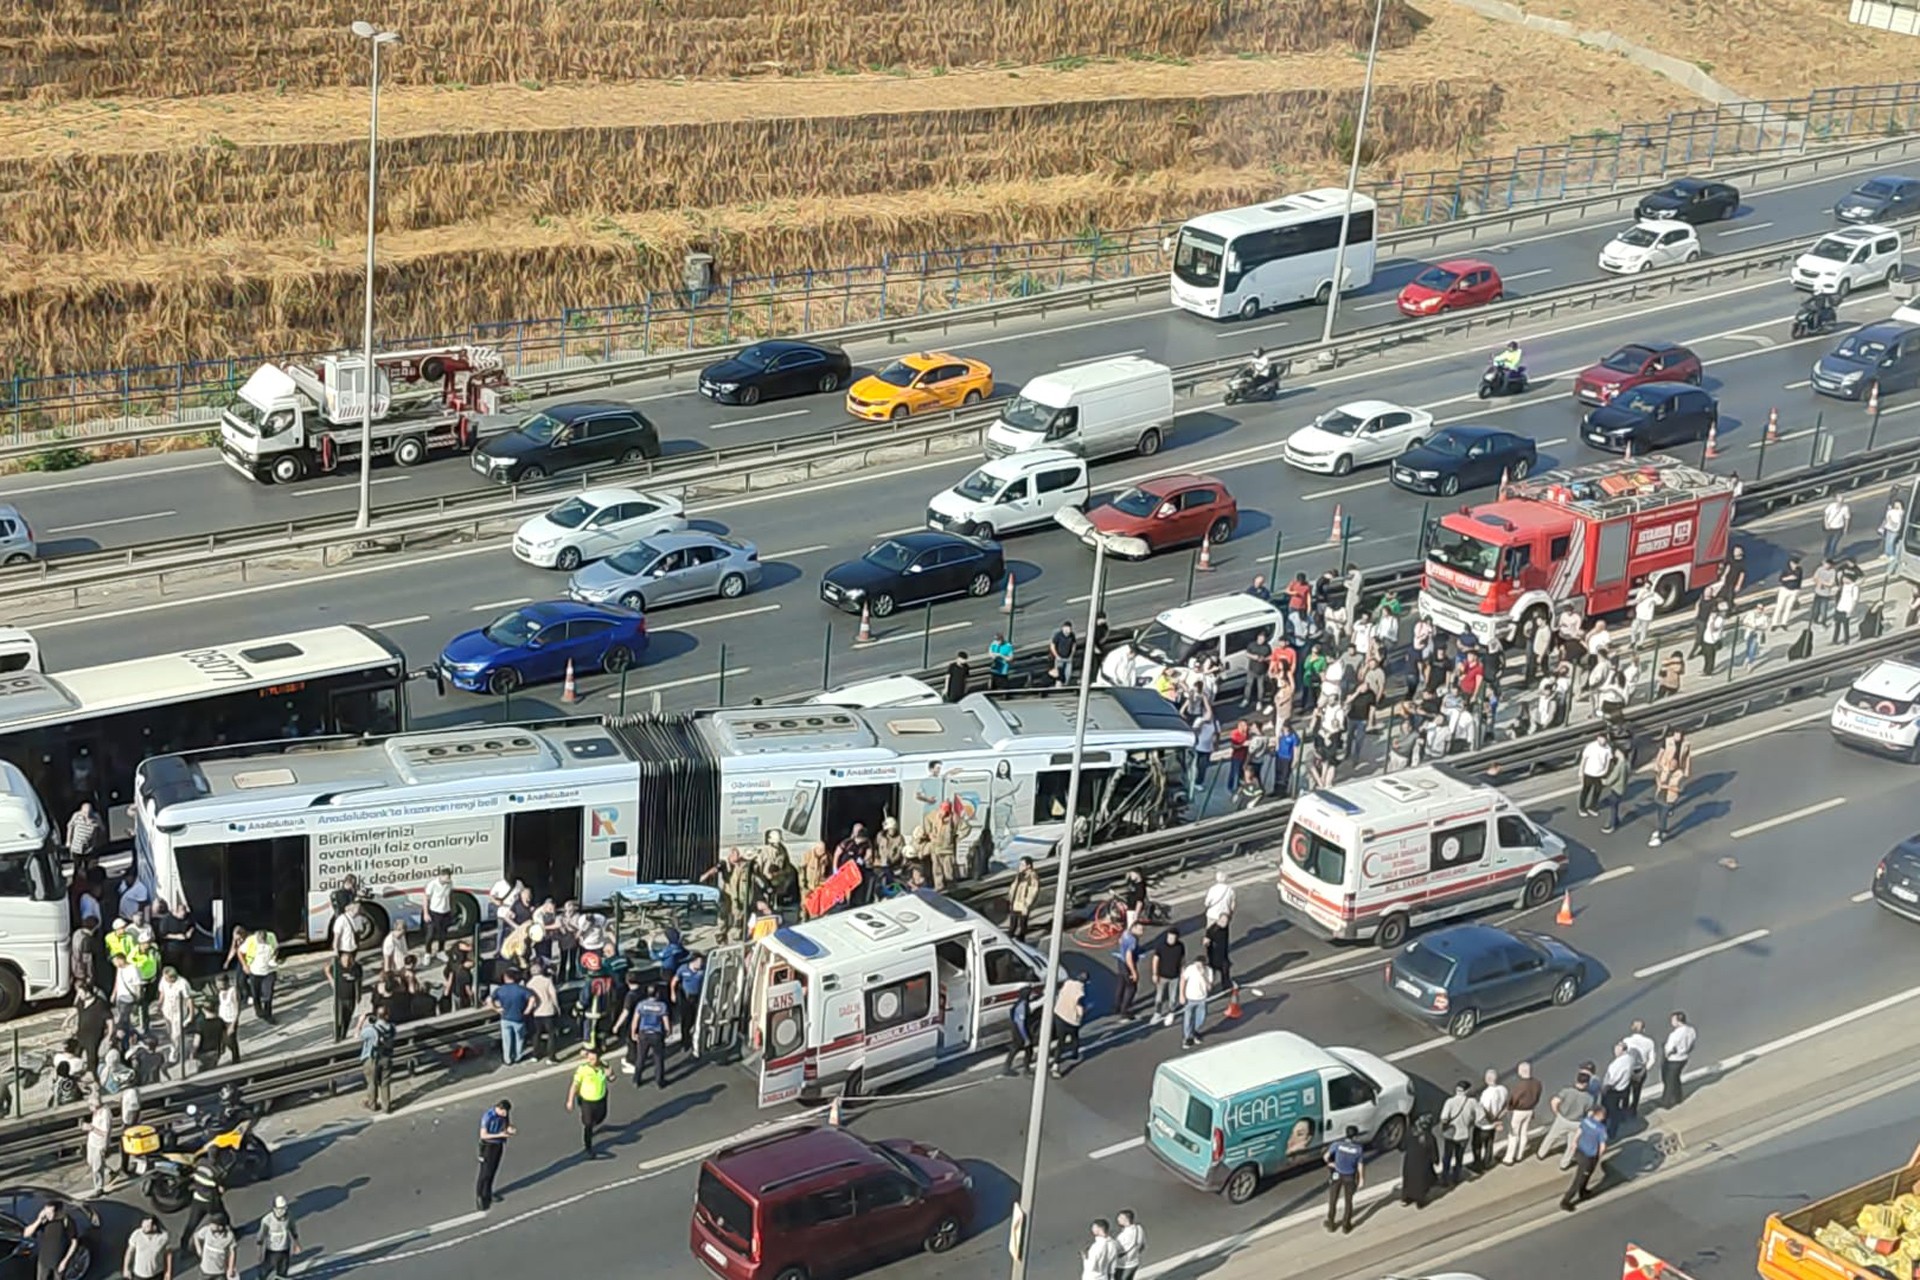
[1792,225,1903,297]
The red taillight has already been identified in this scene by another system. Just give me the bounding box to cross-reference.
[1211,1128,1225,1163]
[1432,992,1449,1012]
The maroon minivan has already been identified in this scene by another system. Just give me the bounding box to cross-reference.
[691,1126,974,1280]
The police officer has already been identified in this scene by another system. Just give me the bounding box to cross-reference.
[1324,1125,1366,1235]
[630,983,670,1090]
[566,1048,610,1157]
[669,953,705,1056]
[475,1100,514,1212]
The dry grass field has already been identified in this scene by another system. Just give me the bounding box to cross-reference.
[0,0,1793,376]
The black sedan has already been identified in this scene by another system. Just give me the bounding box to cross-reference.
[1835,175,1920,224]
[1383,923,1585,1039]
[820,530,1004,618]
[1582,383,1718,453]
[0,1189,99,1280]
[698,340,853,406]
[1635,177,1739,225]
[1389,426,1536,496]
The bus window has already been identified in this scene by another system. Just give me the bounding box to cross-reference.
[331,685,401,737]
[1031,768,1114,823]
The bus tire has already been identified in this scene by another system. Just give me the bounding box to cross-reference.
[270,454,307,485]
[355,902,390,948]
[1315,281,1334,306]
[0,967,23,1022]
[1239,298,1261,320]
[1374,912,1410,950]
[449,890,482,939]
[394,436,428,467]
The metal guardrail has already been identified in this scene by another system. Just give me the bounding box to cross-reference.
[5,210,1915,613]
[11,127,1920,457]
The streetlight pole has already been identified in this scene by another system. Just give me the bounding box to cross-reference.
[1319,0,1388,347]
[1008,513,1151,1280]
[351,22,400,532]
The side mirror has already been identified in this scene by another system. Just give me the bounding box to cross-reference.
[528,635,547,648]
[907,564,924,574]
[1157,503,1177,519]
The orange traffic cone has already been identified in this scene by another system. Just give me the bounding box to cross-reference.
[1868,381,1882,418]
[1703,420,1720,460]
[1197,537,1214,572]
[1765,407,1780,443]
[999,573,1016,614]
[561,660,578,703]
[1499,465,1511,497]
[1555,891,1575,927]
[856,604,873,644]
[1328,503,1344,545]
[1224,985,1244,1020]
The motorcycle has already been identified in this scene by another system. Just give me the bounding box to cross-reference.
[1790,296,1838,340]
[1478,362,1530,399]
[128,1094,271,1212]
[1224,360,1281,404]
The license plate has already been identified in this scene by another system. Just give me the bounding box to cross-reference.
[1394,979,1423,998]
[1894,886,1918,903]
[701,1243,729,1268]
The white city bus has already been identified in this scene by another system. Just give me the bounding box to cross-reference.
[1169,189,1378,320]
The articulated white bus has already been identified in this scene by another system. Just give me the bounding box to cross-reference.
[130,689,1193,948]
[1170,188,1378,321]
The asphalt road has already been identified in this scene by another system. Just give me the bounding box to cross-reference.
[4,150,1915,559]
[18,261,1920,724]
[94,698,1920,1280]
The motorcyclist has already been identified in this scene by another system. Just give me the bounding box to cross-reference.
[1236,347,1279,396]
[1802,289,1837,331]
[1493,340,1524,372]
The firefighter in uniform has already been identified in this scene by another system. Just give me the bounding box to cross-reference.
[800,843,831,916]
[873,817,905,894]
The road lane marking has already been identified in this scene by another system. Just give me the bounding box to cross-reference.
[1070,576,1172,605]
[861,620,971,647]
[43,510,178,534]
[1090,1136,1147,1160]
[1537,436,1568,448]
[765,544,829,559]
[1718,220,1776,236]
[368,615,431,628]
[1301,477,1390,501]
[672,603,781,628]
[1729,796,1846,839]
[1783,378,1811,389]
[708,409,809,429]
[466,597,530,612]
[1632,927,1771,978]
[1502,268,1554,283]
[1589,864,1636,884]
[291,476,411,497]
[954,306,1182,349]
[1218,320,1289,339]
[1749,429,1812,448]
[1852,889,1875,903]
[599,668,754,699]
[1384,1034,1454,1063]
[0,459,224,497]
[1355,299,1400,311]
[1060,349,1146,366]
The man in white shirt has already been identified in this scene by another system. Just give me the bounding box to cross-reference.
[1622,1019,1659,1115]
[1577,733,1613,818]
[1081,1219,1119,1280]
[1822,495,1851,561]
[1112,1210,1146,1280]
[1179,958,1212,1049]
[1662,1011,1698,1105]
[1630,582,1659,651]
[1600,1042,1636,1139]
[1203,871,1236,931]
[1473,1068,1509,1169]
[424,871,455,960]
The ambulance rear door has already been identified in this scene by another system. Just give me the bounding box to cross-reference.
[757,979,808,1107]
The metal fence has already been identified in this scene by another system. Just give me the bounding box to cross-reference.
[6,80,1920,442]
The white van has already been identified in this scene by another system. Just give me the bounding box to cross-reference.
[984,357,1175,461]
[925,448,1090,539]
[1277,766,1567,948]
[1110,594,1288,704]
[1791,224,1904,296]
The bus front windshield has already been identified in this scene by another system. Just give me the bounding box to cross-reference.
[1173,228,1226,288]
[1427,527,1502,580]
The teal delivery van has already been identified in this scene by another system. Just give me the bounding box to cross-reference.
[1144,1030,1415,1204]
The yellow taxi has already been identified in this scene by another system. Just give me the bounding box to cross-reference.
[844,351,995,422]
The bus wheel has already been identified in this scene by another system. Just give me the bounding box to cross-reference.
[1374,912,1410,949]
[356,901,390,947]
[1223,1163,1260,1205]
[0,968,23,1022]
[270,454,307,485]
[1239,298,1261,320]
[449,890,482,939]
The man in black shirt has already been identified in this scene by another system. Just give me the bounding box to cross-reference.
[1244,631,1273,709]
[1048,622,1078,686]
[442,944,475,1012]
[25,1199,78,1280]
[943,651,971,703]
[1149,929,1186,1027]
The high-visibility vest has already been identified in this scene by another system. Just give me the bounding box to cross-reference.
[573,1064,608,1103]
[105,930,133,961]
[131,945,159,982]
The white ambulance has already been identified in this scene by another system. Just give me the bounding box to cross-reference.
[1276,766,1566,949]
[694,890,1049,1106]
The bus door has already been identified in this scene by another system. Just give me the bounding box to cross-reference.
[327,682,403,737]
[758,979,807,1107]
[176,836,307,950]
[505,807,583,904]
[694,943,747,1062]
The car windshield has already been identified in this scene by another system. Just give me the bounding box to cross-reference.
[954,468,1004,501]
[1427,527,1501,579]
[1395,941,1457,986]
[1313,408,1367,437]
[1809,239,1854,263]
[864,539,917,571]
[544,498,594,529]
[1600,347,1652,373]
[605,542,660,574]
[875,360,921,388]
[514,411,562,444]
[1109,487,1163,517]
[1411,266,1457,290]
[1835,334,1890,362]
[1173,227,1226,287]
[1617,389,1661,415]
[872,1143,932,1188]
[1617,226,1658,248]
[1857,180,1897,199]
[732,344,778,370]
[1135,621,1205,665]
[1421,430,1472,456]
[481,609,543,647]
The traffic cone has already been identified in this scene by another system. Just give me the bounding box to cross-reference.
[1703,420,1720,460]
[1224,985,1243,1020]
[1499,465,1511,497]
[561,660,578,703]
[1197,537,1215,572]
[856,604,873,644]
[1555,891,1575,927]
[1328,503,1343,545]
[828,1096,845,1127]
[1765,407,1780,443]
[999,573,1015,614]
[1868,381,1882,417]
[1622,436,1633,461]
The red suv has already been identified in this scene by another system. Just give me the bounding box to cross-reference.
[1572,342,1703,406]
[691,1126,974,1280]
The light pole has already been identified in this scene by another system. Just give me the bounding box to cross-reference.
[1007,508,1151,1280]
[351,21,401,532]
[1319,0,1388,346]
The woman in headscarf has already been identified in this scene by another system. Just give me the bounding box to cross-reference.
[1400,1113,1440,1209]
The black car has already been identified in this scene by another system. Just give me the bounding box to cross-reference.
[1873,836,1920,922]
[1389,426,1536,496]
[1635,177,1740,225]
[1383,923,1586,1039]
[1582,383,1718,453]
[820,530,1005,618]
[1810,322,1920,401]
[0,1189,99,1280]
[470,400,662,484]
[698,340,853,406]
[1835,175,1920,224]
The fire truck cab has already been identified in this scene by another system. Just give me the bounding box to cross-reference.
[1418,455,1737,647]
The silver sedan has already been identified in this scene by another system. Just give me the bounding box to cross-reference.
[565,531,762,611]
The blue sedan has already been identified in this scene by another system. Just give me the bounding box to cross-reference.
[438,601,647,696]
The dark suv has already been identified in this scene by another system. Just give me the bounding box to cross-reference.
[1582,383,1718,453]
[691,1126,974,1280]
[470,400,661,484]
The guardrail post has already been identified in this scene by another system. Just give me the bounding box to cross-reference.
[8,1028,17,1119]
[616,666,631,717]
[1269,527,1284,576]
[1811,412,1825,468]
[1338,515,1355,576]
[1756,428,1771,480]
[922,605,934,670]
[1869,397,1885,452]
[822,623,833,690]
[718,643,730,705]
[1184,552,1197,604]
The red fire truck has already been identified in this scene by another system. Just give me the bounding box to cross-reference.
[1416,454,1738,647]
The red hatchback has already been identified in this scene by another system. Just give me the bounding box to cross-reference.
[1572,342,1703,406]
[1396,258,1504,317]
[1085,473,1237,555]
[692,1126,974,1280]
